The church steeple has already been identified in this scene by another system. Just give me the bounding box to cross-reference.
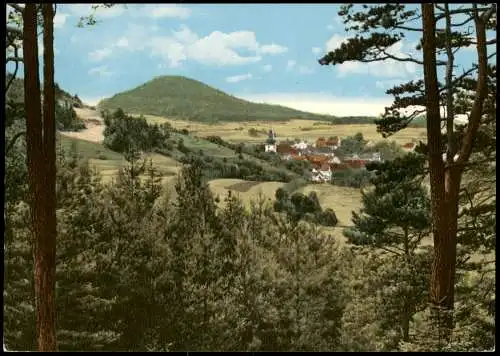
[266,128,276,144]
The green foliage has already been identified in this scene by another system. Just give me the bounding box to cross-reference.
[344,154,431,251]
[5,74,86,132]
[102,108,169,153]
[273,189,338,227]
[362,140,405,161]
[55,102,86,131]
[281,177,309,193]
[336,132,367,157]
[331,168,373,188]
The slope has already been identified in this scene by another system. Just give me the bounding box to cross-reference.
[97,76,374,124]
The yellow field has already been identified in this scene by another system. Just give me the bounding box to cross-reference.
[207,179,364,246]
[208,178,286,205]
[138,114,427,145]
[89,153,182,185]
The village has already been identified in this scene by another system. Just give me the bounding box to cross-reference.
[262,129,416,183]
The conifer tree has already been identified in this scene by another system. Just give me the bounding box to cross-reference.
[319,3,496,335]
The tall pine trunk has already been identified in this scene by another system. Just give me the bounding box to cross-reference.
[421,4,455,336]
[421,4,492,341]
[42,3,57,350]
[23,4,57,351]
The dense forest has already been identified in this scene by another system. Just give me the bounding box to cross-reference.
[4,3,496,352]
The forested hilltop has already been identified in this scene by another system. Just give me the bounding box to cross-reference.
[98,75,378,124]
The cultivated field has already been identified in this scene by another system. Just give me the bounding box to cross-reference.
[138,114,427,145]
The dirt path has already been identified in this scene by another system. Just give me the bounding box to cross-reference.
[59,108,105,143]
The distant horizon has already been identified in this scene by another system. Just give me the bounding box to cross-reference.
[7,4,487,119]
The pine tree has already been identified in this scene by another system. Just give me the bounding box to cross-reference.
[343,153,431,346]
[319,3,496,336]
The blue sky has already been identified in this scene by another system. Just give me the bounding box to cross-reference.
[6,4,494,116]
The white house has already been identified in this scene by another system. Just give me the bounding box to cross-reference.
[265,143,277,152]
[310,163,332,183]
[292,140,309,150]
[328,156,341,164]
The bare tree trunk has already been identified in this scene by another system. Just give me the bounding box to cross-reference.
[23,3,57,351]
[421,4,455,338]
[41,4,57,350]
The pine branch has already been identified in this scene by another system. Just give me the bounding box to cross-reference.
[455,5,492,167]
[6,47,20,93]
[5,131,26,155]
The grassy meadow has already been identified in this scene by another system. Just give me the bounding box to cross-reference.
[58,135,181,185]
[139,114,427,145]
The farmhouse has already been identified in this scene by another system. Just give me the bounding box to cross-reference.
[311,163,332,183]
[292,140,309,151]
[315,137,327,148]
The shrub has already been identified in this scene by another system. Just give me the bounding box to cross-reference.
[102,109,169,153]
[282,178,308,193]
[331,168,373,188]
[248,128,260,137]
[316,208,338,226]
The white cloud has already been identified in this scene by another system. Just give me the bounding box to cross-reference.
[325,37,418,79]
[286,59,297,71]
[150,37,187,68]
[115,37,129,48]
[259,43,288,55]
[325,34,348,52]
[54,13,68,28]
[112,24,150,51]
[312,47,322,55]
[226,73,253,83]
[326,17,344,31]
[299,66,314,75]
[262,64,273,72]
[108,24,286,68]
[239,92,393,117]
[79,95,108,106]
[88,48,113,62]
[375,79,405,90]
[88,65,113,77]
[149,4,191,19]
[149,26,285,67]
[172,24,198,43]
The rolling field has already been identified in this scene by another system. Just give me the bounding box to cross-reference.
[208,178,364,246]
[58,135,181,185]
[208,178,287,206]
[138,114,427,145]
[55,136,494,258]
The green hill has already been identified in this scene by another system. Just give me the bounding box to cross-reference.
[6,73,86,108]
[98,76,356,123]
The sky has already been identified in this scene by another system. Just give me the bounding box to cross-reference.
[6,4,495,117]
